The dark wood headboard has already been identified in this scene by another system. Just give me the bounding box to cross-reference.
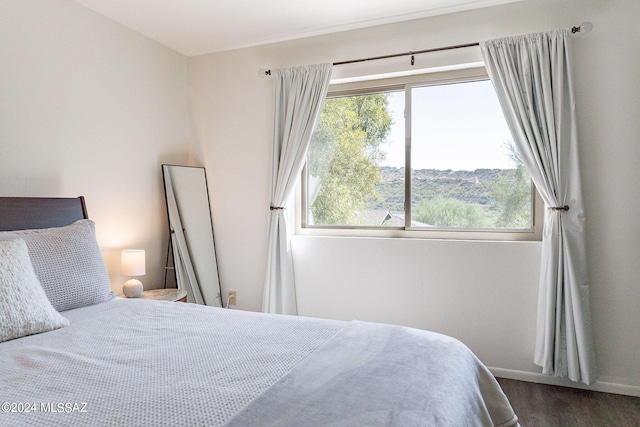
[0,197,88,231]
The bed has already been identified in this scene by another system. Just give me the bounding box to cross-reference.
[0,197,519,427]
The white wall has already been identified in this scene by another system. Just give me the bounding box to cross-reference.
[0,0,191,292]
[189,0,640,393]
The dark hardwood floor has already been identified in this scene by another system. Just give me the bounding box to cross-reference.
[497,378,640,427]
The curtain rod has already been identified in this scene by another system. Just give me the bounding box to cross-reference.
[259,42,477,77]
[331,42,479,67]
[260,22,592,77]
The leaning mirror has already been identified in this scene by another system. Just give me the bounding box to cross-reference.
[162,165,221,307]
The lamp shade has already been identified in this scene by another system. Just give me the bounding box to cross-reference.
[120,250,145,277]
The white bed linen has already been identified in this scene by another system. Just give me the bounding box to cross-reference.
[0,299,518,427]
[0,299,341,426]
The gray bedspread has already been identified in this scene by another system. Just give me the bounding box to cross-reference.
[0,298,517,426]
[225,321,518,427]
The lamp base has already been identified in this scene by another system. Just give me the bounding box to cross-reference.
[123,278,143,298]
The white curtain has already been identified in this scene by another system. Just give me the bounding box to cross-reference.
[481,31,596,384]
[263,63,332,315]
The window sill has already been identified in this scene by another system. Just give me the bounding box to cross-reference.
[296,226,542,242]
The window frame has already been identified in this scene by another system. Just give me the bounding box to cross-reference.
[297,67,543,242]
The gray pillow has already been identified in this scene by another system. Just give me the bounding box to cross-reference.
[0,239,70,342]
[0,220,115,312]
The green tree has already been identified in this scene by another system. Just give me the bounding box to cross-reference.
[491,142,532,228]
[308,94,392,225]
[413,197,489,228]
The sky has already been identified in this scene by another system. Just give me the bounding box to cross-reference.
[381,79,515,171]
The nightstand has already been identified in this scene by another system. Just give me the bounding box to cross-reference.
[140,288,188,303]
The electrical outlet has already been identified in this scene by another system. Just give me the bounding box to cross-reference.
[228,291,237,306]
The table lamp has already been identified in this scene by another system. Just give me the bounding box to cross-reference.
[121,249,145,298]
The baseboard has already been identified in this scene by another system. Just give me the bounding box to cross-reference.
[490,367,640,398]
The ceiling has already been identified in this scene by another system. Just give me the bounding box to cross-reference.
[72,0,521,56]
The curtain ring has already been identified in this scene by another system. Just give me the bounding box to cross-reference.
[549,205,570,211]
[270,206,284,210]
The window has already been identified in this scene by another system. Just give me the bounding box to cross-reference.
[300,68,542,241]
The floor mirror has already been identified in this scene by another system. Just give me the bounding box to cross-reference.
[162,164,221,307]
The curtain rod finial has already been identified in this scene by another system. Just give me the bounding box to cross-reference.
[259,68,271,78]
[572,22,593,34]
